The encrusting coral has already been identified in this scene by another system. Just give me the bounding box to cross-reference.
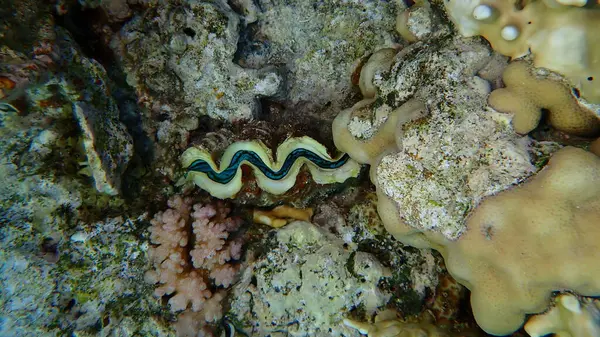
[145,196,243,335]
[443,0,600,103]
[377,147,600,335]
[488,61,600,137]
[333,98,427,165]
[336,38,537,242]
[359,48,399,99]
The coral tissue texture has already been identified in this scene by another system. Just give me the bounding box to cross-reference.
[438,147,600,335]
[488,61,600,137]
[525,294,600,337]
[443,0,600,103]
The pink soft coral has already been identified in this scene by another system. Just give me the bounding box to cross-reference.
[145,196,244,335]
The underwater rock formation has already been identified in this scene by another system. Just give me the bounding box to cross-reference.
[110,0,282,144]
[332,1,600,335]
[234,0,402,114]
[228,221,393,336]
[3,0,600,337]
[334,36,539,242]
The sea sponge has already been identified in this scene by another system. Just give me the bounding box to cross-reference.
[443,0,600,103]
[488,61,600,136]
[432,147,600,335]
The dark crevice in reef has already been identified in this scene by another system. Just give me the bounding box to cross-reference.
[54,2,116,66]
[53,3,159,203]
[233,21,271,69]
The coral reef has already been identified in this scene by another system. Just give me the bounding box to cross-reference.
[0,211,162,336]
[375,146,600,335]
[525,294,600,337]
[110,0,282,145]
[334,37,539,242]
[331,2,600,334]
[488,61,600,137]
[1,27,133,195]
[443,0,600,103]
[228,221,393,336]
[3,0,600,337]
[416,146,600,335]
[181,136,361,199]
[145,196,243,335]
[234,0,402,114]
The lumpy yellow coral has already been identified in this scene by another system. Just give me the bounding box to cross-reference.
[442,148,600,335]
[332,99,426,165]
[488,61,600,136]
[378,146,600,335]
[525,294,600,337]
[444,0,600,103]
[359,48,398,99]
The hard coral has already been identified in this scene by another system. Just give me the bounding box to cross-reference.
[145,196,243,334]
[488,61,600,137]
[443,0,600,102]
[436,147,600,335]
[525,293,600,337]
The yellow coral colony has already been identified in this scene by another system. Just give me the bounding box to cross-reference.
[443,0,600,103]
[377,147,600,335]
[488,61,600,136]
[525,294,600,337]
[181,136,361,199]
